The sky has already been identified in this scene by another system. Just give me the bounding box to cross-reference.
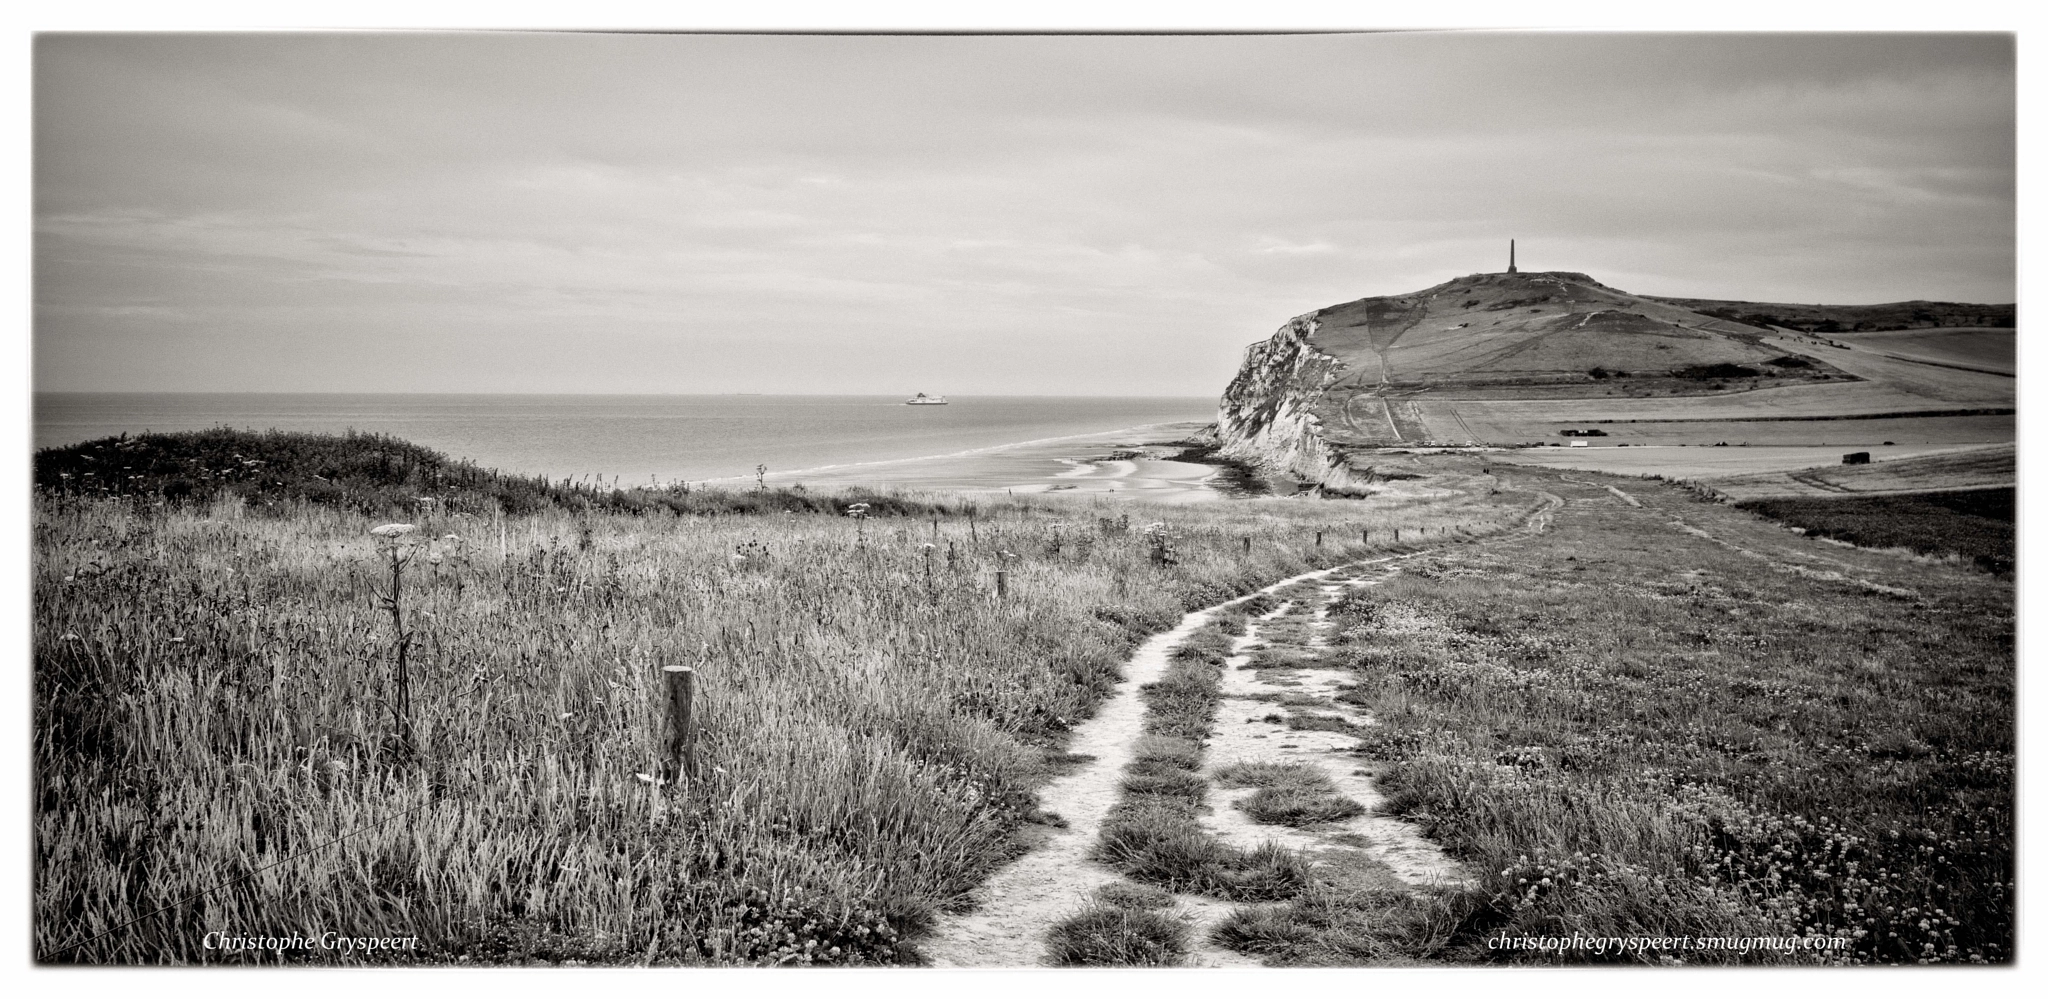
[32,31,2017,396]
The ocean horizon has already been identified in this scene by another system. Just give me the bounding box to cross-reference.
[33,392,1219,484]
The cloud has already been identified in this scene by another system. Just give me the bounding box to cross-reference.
[33,32,2015,393]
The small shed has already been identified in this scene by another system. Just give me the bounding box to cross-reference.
[1842,451,1871,465]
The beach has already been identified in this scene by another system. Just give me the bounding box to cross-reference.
[749,420,1232,503]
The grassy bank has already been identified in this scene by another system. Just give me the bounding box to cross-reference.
[33,432,1533,965]
[1316,465,2012,964]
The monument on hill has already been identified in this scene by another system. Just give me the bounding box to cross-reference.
[1507,239,1517,274]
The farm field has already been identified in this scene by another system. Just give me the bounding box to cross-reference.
[1420,409,2009,448]
[1704,444,2016,501]
[1768,337,2015,404]
[1827,328,2015,376]
[1411,383,2011,445]
[1483,441,2004,481]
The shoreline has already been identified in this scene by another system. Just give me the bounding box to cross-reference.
[737,420,1241,503]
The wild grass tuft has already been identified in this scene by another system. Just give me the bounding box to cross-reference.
[1094,880,1175,911]
[1045,905,1188,966]
[1214,761,1364,827]
[1212,885,1463,965]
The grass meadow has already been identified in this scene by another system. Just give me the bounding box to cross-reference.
[1301,465,2013,964]
[33,432,1533,965]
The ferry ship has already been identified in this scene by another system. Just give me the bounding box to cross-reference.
[905,393,949,405]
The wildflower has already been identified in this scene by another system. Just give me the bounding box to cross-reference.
[371,523,417,539]
[634,773,667,786]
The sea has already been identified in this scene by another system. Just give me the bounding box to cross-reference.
[33,393,1219,484]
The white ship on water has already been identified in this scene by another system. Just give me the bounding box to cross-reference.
[905,393,949,405]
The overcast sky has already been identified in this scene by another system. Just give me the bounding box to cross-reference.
[33,31,2014,395]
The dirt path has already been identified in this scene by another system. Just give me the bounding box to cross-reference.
[918,562,1363,968]
[1203,577,1471,885]
[1175,572,1474,957]
[920,489,1562,967]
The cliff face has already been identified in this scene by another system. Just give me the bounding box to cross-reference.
[1214,312,1364,488]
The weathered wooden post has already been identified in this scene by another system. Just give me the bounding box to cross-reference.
[1361,528,1368,543]
[1395,527,1401,541]
[1315,531,1323,548]
[969,510,979,544]
[663,665,697,784]
[996,567,1008,598]
[1242,536,1251,555]
[948,539,958,571]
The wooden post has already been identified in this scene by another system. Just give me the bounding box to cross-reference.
[664,665,697,784]
[389,552,413,755]
[996,567,1008,598]
[970,510,978,544]
[1395,528,1400,541]
[1315,531,1323,548]
[932,514,940,541]
[1242,536,1251,555]
[1361,528,1368,543]
[948,539,958,571]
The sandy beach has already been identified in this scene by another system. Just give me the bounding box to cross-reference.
[744,420,1230,503]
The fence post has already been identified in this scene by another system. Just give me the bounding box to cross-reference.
[1395,528,1400,541]
[1361,528,1368,543]
[663,665,697,784]
[1315,531,1323,548]
[970,510,979,544]
[1242,536,1251,555]
[996,567,1008,598]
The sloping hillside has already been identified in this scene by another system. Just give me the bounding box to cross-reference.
[1308,271,1842,397]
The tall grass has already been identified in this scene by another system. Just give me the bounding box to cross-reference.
[35,464,1532,964]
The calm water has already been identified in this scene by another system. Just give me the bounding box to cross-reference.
[34,393,1219,483]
